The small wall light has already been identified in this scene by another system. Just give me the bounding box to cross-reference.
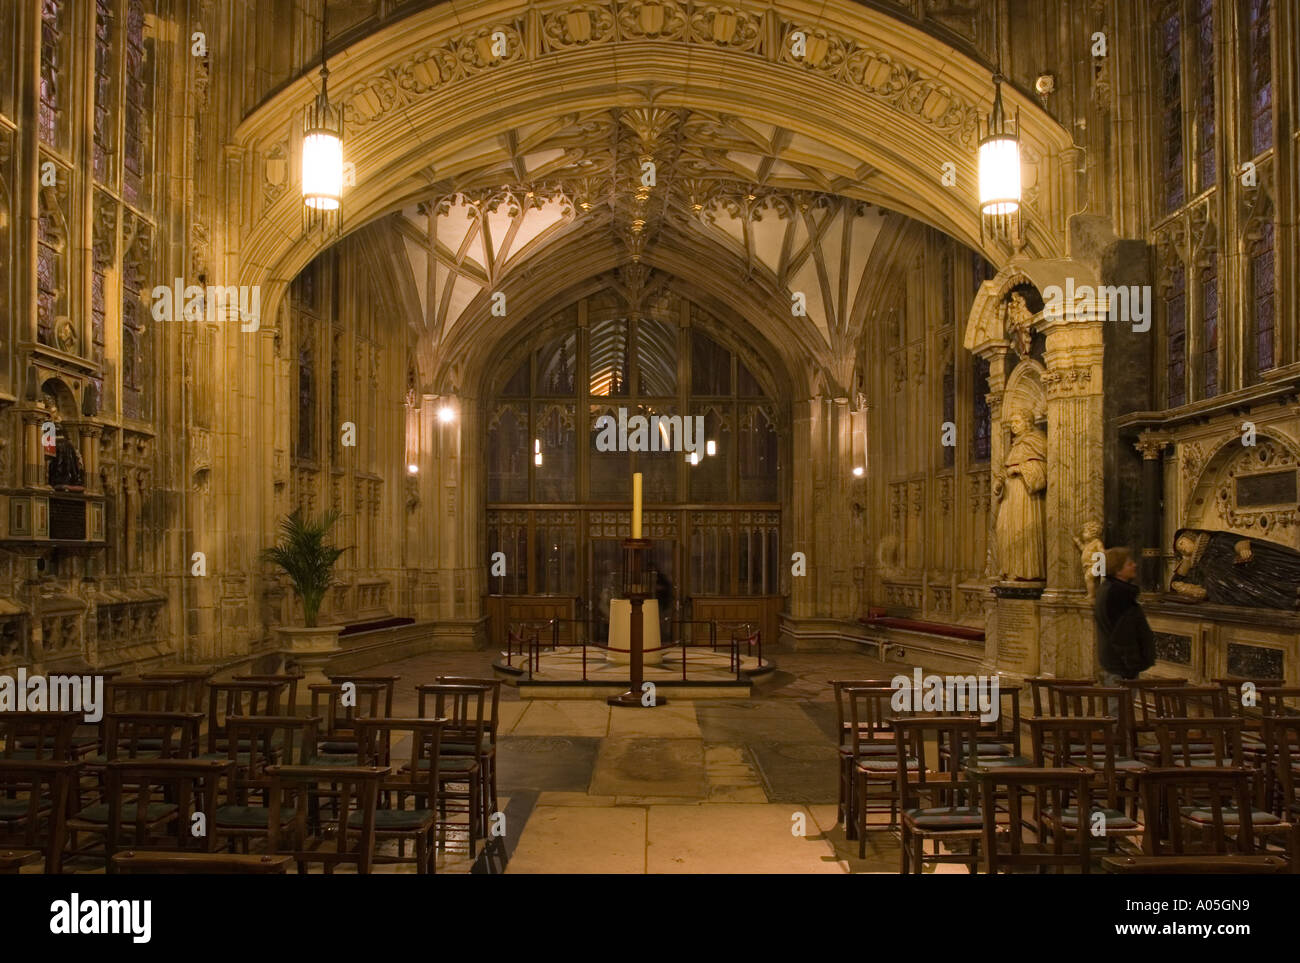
[852,466,865,477]
[437,405,456,424]
[407,463,419,475]
[706,439,717,457]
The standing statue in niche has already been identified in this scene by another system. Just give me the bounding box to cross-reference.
[993,408,1047,581]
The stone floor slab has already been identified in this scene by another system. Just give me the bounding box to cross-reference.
[497,735,600,792]
[748,742,840,803]
[646,804,845,873]
[507,806,647,873]
[510,700,611,737]
[590,737,707,798]
[607,702,703,739]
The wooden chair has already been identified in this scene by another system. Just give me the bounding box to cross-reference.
[1138,767,1264,858]
[1258,688,1300,811]
[68,758,232,867]
[265,765,387,874]
[0,711,83,761]
[975,766,1094,874]
[210,716,320,852]
[1266,717,1300,862]
[328,675,399,716]
[356,717,447,873]
[828,679,896,835]
[138,667,215,713]
[231,674,304,715]
[1151,722,1290,851]
[892,716,985,874]
[431,676,503,825]
[106,678,186,713]
[112,851,294,874]
[940,684,1030,770]
[204,680,287,757]
[848,685,915,850]
[412,684,488,857]
[1123,677,1190,762]
[0,760,77,873]
[1026,677,1093,717]
[1030,717,1144,852]
[97,711,203,762]
[1055,686,1144,812]
[308,682,387,762]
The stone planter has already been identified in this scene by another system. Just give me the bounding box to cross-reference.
[272,624,343,687]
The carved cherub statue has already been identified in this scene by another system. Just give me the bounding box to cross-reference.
[1072,521,1105,599]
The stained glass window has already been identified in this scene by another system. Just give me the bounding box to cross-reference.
[297,341,315,460]
[1194,0,1215,190]
[94,0,115,183]
[39,0,65,148]
[124,0,150,206]
[1201,254,1218,398]
[1159,9,1184,212]
[1166,265,1187,407]
[971,356,990,463]
[1247,0,1273,156]
[942,362,955,468]
[36,185,66,347]
[1252,220,1275,374]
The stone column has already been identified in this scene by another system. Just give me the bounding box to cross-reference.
[78,423,101,494]
[1135,432,1171,592]
[1037,298,1106,678]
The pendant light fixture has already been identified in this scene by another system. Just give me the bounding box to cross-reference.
[978,6,1020,243]
[302,7,343,234]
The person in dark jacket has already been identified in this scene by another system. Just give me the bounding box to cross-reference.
[1094,546,1156,688]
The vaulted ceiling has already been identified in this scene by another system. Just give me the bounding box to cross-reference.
[381,105,910,363]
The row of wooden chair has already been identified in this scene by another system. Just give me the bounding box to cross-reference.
[831,675,1300,873]
[0,671,504,873]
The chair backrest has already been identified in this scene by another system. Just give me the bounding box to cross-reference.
[1031,716,1120,810]
[327,675,398,716]
[205,681,286,754]
[106,679,184,713]
[1123,677,1190,731]
[1155,717,1244,768]
[1268,716,1300,817]
[223,716,320,796]
[356,717,447,798]
[845,685,906,755]
[1055,687,1131,750]
[104,711,203,760]
[1139,767,1257,856]
[101,758,233,858]
[266,765,388,873]
[892,716,981,811]
[231,674,303,714]
[1025,677,1092,716]
[0,759,78,872]
[979,684,1022,754]
[414,684,487,748]
[308,682,386,742]
[434,676,503,737]
[975,765,1094,874]
[829,680,897,744]
[0,711,82,761]
[138,668,215,713]
[1154,686,1230,719]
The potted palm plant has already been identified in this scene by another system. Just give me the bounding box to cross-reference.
[261,508,348,681]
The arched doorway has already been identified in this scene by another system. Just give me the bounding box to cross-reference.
[481,274,788,647]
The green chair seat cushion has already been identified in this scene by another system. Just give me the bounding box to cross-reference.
[855,757,920,773]
[75,802,178,824]
[840,743,899,757]
[213,805,297,828]
[347,808,435,831]
[972,754,1034,768]
[903,806,984,829]
[1180,806,1281,827]
[305,754,357,766]
[1053,806,1138,830]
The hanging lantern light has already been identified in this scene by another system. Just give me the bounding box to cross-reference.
[978,70,1021,241]
[302,12,343,233]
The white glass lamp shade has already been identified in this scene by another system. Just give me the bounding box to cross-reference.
[978,134,1021,217]
[302,129,343,211]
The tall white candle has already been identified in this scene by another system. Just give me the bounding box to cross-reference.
[632,472,643,539]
